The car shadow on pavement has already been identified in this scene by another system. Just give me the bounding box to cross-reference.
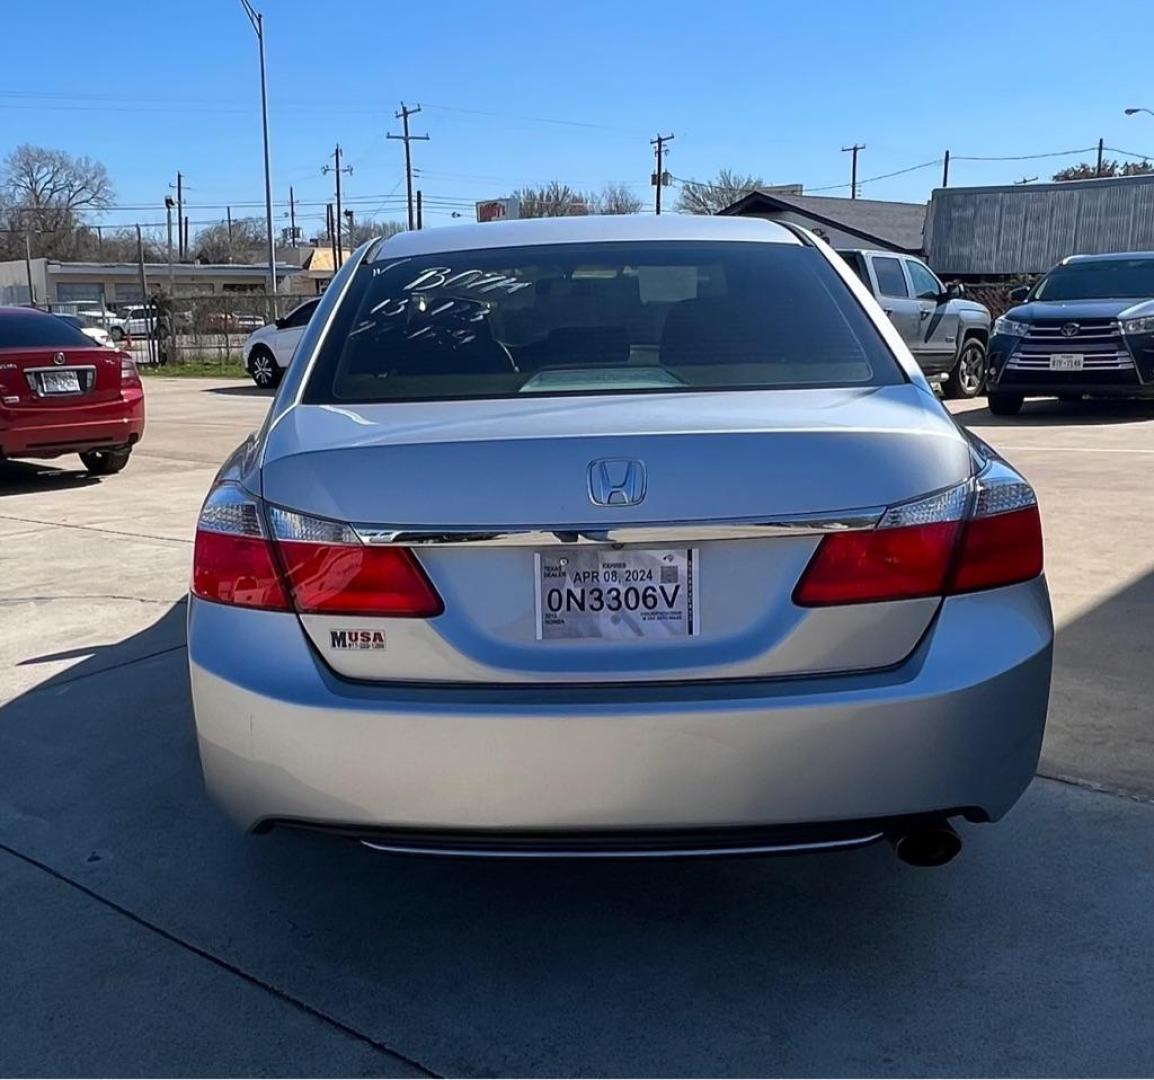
[1039,566,1154,803]
[2,586,1154,1077]
[0,459,100,495]
[962,397,1154,427]
[201,384,270,397]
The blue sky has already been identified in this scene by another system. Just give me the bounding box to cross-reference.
[3,0,1153,243]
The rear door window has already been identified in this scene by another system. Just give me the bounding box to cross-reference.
[303,240,904,404]
[871,257,910,298]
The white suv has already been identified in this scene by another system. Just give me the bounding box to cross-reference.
[242,298,321,388]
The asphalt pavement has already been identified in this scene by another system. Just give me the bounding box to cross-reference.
[1,379,1153,1077]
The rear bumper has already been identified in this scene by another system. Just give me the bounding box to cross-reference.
[188,579,1053,843]
[0,392,145,458]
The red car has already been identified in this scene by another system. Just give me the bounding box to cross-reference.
[0,307,145,475]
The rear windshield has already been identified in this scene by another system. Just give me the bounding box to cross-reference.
[1033,258,1154,301]
[0,311,94,349]
[302,241,902,404]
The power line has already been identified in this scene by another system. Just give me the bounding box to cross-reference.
[952,146,1097,162]
[807,157,941,193]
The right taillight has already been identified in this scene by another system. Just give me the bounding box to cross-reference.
[191,485,442,617]
[794,462,1042,607]
[119,352,141,388]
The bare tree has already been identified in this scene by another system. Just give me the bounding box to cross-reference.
[193,217,267,263]
[1,144,113,258]
[595,182,643,215]
[1052,158,1154,181]
[676,168,765,214]
[344,218,406,247]
[512,181,593,218]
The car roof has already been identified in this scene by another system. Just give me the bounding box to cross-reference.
[1062,251,1154,265]
[372,213,800,259]
[0,305,68,319]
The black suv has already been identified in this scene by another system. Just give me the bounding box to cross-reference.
[986,252,1154,415]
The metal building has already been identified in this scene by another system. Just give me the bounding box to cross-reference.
[925,173,1154,277]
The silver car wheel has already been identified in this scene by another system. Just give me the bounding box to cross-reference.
[250,351,276,387]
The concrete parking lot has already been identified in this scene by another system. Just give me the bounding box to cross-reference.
[2,378,1153,1077]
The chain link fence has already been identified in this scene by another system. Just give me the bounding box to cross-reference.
[128,291,311,373]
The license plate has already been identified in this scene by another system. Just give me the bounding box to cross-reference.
[1050,353,1084,371]
[535,548,697,640]
[38,370,81,394]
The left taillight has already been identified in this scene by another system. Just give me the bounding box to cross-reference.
[192,484,290,610]
[191,485,443,617]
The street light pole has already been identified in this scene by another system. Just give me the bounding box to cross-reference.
[241,0,277,301]
[1125,107,1154,118]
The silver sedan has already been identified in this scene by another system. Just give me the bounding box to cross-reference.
[188,214,1052,866]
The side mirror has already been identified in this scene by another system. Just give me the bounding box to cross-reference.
[1008,285,1030,302]
[946,281,966,299]
[274,317,287,329]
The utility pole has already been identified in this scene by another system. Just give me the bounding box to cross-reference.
[175,172,184,258]
[288,185,297,246]
[240,0,277,298]
[327,203,337,271]
[136,225,155,366]
[388,102,429,230]
[24,232,35,307]
[165,195,175,290]
[95,225,103,257]
[322,145,353,262]
[416,190,423,230]
[651,133,674,214]
[226,206,233,263]
[842,144,865,199]
[942,149,950,189]
[1096,137,1105,177]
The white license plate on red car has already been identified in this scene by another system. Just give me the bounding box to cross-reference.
[38,370,81,394]
[1049,354,1084,371]
[535,548,698,640]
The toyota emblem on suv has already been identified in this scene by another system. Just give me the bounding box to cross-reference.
[588,458,646,507]
[1060,323,1080,338]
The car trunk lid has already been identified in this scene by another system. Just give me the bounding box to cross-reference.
[260,385,973,683]
[0,346,124,408]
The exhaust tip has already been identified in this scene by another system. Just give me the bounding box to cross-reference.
[890,822,962,867]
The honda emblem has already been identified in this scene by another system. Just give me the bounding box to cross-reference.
[588,459,646,507]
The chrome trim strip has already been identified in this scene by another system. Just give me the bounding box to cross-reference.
[353,508,885,547]
[360,832,885,859]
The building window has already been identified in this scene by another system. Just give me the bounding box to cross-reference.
[55,282,106,303]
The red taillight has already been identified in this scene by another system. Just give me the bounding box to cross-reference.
[952,506,1043,594]
[276,540,443,616]
[120,352,141,389]
[192,529,290,610]
[794,467,1043,607]
[793,521,961,606]
[191,486,443,617]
